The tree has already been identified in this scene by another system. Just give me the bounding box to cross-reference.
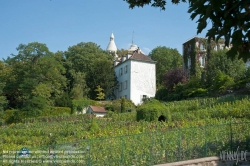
[123,0,250,61]
[64,42,118,100]
[86,58,118,99]
[162,68,188,90]
[95,85,105,100]
[0,82,7,112]
[0,61,9,111]
[4,42,67,110]
[210,70,235,93]
[148,46,182,87]
[69,71,89,99]
[205,49,246,86]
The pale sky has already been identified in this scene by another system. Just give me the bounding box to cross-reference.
[0,0,210,60]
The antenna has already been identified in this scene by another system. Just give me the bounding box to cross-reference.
[132,31,134,45]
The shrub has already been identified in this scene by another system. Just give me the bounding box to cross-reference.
[211,71,234,93]
[105,99,136,113]
[89,120,100,132]
[162,68,188,90]
[4,109,25,124]
[121,97,126,113]
[42,107,71,116]
[155,88,169,101]
[136,100,171,122]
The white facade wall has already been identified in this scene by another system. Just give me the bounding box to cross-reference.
[94,113,106,117]
[114,56,156,105]
[114,60,131,99]
[130,61,156,105]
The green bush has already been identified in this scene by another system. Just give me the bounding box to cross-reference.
[210,71,234,93]
[89,120,100,132]
[183,88,208,98]
[41,107,71,116]
[105,99,136,113]
[4,109,26,124]
[136,100,171,122]
[121,97,126,113]
[155,88,169,101]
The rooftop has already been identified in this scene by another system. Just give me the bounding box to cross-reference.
[89,106,106,113]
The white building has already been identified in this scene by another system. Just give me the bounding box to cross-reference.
[107,33,156,105]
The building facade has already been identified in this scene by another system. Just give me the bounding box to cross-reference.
[114,47,156,105]
[106,33,156,105]
[182,37,228,75]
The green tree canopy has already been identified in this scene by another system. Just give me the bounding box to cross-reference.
[3,42,66,110]
[64,42,118,100]
[205,49,246,86]
[123,0,250,61]
[148,46,182,87]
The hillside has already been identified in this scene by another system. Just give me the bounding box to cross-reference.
[1,95,250,165]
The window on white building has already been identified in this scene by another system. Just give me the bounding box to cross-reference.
[124,65,128,74]
[120,68,123,76]
[123,81,127,90]
[140,95,148,102]
[119,82,122,91]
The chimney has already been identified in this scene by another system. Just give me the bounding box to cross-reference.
[122,56,126,62]
[137,47,141,54]
[126,54,132,59]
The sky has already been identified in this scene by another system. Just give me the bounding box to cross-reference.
[0,0,211,60]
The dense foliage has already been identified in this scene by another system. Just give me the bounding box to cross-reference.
[148,46,182,87]
[162,68,188,90]
[123,0,250,60]
[205,50,246,86]
[0,41,118,116]
[64,42,118,100]
[157,48,249,102]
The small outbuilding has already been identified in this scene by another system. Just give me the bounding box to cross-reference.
[86,105,106,117]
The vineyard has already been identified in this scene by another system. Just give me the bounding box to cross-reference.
[1,95,250,165]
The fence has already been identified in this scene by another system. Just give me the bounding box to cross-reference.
[2,122,250,166]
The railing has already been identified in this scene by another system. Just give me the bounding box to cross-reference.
[2,122,250,166]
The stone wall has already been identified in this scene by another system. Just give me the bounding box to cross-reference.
[154,153,250,166]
